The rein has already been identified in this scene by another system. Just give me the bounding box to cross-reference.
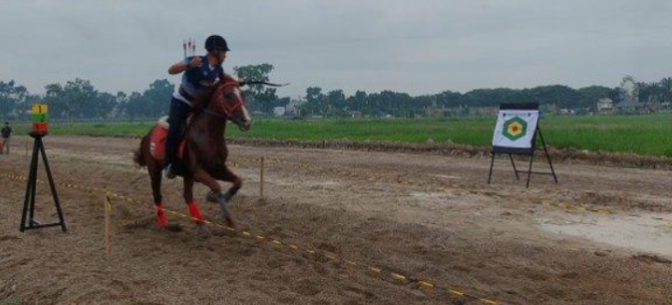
[202,108,228,119]
[239,81,289,87]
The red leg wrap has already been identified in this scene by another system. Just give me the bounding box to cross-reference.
[156,203,168,228]
[188,201,203,224]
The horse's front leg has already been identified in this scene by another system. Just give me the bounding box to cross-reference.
[193,168,235,228]
[206,166,242,203]
[218,166,242,203]
[182,175,210,236]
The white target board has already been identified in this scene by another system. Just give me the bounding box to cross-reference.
[491,109,539,150]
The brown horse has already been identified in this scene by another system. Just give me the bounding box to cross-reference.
[133,79,251,231]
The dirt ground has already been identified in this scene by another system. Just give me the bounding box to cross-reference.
[1,135,671,305]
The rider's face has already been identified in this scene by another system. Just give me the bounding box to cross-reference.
[208,50,228,65]
[217,51,227,63]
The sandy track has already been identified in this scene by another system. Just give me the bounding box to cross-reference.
[1,135,671,305]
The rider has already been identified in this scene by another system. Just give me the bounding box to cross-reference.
[164,35,230,179]
[1,121,12,155]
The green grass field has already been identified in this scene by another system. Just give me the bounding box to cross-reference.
[11,114,672,157]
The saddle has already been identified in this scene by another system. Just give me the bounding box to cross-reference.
[149,116,187,161]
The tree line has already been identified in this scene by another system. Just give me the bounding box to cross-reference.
[1,64,671,120]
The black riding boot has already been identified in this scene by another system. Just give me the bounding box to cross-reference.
[165,98,191,178]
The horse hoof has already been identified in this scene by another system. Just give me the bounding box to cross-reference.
[206,191,219,203]
[219,209,236,229]
[166,224,183,232]
[197,224,210,238]
[224,216,236,229]
[220,210,230,222]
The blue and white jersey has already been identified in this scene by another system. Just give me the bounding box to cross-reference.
[173,56,225,106]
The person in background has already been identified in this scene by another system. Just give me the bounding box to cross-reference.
[1,121,13,154]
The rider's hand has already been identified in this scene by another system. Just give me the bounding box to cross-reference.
[187,57,202,69]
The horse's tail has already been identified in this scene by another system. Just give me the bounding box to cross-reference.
[134,135,148,168]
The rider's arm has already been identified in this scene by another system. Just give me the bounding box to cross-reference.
[168,56,202,75]
[168,60,190,75]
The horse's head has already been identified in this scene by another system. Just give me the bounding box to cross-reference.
[209,79,252,131]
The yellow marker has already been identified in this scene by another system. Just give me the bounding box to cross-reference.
[368,267,381,273]
[480,298,499,305]
[390,273,406,281]
[289,244,299,250]
[419,281,434,288]
[448,289,464,297]
[241,231,252,237]
[255,235,266,241]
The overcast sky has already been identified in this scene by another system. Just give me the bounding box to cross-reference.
[1,0,670,97]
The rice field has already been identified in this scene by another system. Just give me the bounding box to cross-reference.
[10,114,672,157]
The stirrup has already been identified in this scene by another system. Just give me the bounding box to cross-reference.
[164,164,177,179]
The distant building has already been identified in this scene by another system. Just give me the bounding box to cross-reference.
[470,106,498,116]
[424,106,459,117]
[540,103,558,114]
[273,107,286,117]
[251,110,270,118]
[615,100,646,114]
[280,97,304,118]
[596,98,614,114]
[614,76,647,114]
[559,108,574,115]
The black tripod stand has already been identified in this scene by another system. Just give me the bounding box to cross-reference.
[20,133,67,232]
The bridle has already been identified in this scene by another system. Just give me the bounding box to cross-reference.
[201,80,288,119]
[203,81,244,120]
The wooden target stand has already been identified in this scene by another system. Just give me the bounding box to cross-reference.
[487,103,558,188]
[20,104,67,232]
